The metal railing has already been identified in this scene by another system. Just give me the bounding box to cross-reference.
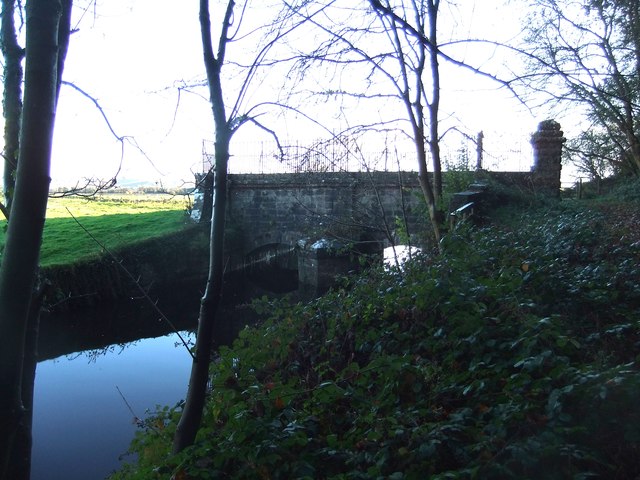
[201,134,531,175]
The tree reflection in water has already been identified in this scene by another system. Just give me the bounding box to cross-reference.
[65,342,134,363]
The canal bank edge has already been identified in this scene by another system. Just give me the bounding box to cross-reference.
[43,224,210,311]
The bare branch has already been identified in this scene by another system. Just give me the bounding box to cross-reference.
[216,0,236,65]
[61,79,165,177]
[47,177,117,198]
[61,80,124,141]
[229,1,335,122]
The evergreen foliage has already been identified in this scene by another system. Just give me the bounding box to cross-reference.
[113,198,640,479]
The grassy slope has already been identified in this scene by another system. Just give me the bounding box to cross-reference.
[0,195,190,267]
[113,191,640,480]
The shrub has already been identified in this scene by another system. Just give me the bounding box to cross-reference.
[113,200,640,480]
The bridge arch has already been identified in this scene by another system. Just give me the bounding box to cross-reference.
[242,242,298,293]
[223,171,427,268]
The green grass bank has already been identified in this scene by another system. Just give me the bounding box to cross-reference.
[0,194,205,309]
[41,195,190,267]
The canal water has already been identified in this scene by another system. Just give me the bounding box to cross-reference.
[30,270,279,480]
[32,331,193,480]
[29,241,356,479]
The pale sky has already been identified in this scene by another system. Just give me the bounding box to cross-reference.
[9,1,555,188]
[52,0,208,187]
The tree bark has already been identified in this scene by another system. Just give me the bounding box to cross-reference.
[426,0,442,204]
[55,0,72,102]
[1,0,25,217]
[0,1,63,477]
[5,286,46,480]
[172,0,234,454]
[2,3,72,476]
[415,124,442,250]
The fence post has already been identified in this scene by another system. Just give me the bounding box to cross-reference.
[476,131,484,170]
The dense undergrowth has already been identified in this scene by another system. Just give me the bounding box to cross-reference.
[112,195,640,479]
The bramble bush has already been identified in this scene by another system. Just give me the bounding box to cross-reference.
[112,199,640,480]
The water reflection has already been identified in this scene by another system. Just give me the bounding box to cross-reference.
[37,279,204,361]
[32,331,194,480]
[31,271,272,480]
[30,263,303,479]
[65,342,134,363]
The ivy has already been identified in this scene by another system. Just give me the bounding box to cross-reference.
[112,199,640,479]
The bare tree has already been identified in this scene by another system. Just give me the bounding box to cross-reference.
[171,0,234,453]
[369,0,444,246]
[565,128,617,180]
[284,1,444,248]
[173,0,318,453]
[518,0,640,175]
[285,0,523,251]
[1,0,24,218]
[0,1,73,478]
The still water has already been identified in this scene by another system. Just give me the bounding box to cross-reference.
[29,270,280,479]
[32,331,194,480]
[29,260,298,479]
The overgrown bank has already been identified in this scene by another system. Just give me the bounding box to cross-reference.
[113,196,640,479]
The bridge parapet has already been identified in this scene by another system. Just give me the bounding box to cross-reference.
[224,171,427,267]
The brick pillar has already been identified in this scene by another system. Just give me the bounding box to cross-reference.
[531,119,565,197]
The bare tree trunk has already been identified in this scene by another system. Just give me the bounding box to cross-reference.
[2,3,71,476]
[55,0,72,100]
[172,138,229,453]
[370,0,442,251]
[415,129,442,250]
[173,0,234,454]
[0,0,64,476]
[621,1,640,173]
[5,287,45,480]
[426,0,442,204]
[1,0,24,217]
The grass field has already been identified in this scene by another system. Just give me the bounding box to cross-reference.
[0,194,191,267]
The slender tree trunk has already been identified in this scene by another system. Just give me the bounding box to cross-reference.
[55,0,72,101]
[415,127,442,250]
[5,287,45,480]
[426,0,442,204]
[627,133,640,174]
[173,0,234,453]
[0,1,63,477]
[1,0,24,217]
[172,134,229,453]
[2,3,71,476]
[381,0,442,251]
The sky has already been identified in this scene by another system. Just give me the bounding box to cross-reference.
[51,0,209,187]
[7,0,560,189]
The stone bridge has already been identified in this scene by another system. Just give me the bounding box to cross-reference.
[218,171,428,269]
[192,120,565,292]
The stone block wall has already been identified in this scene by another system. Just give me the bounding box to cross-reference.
[193,121,565,272]
[530,119,565,197]
[224,172,428,269]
